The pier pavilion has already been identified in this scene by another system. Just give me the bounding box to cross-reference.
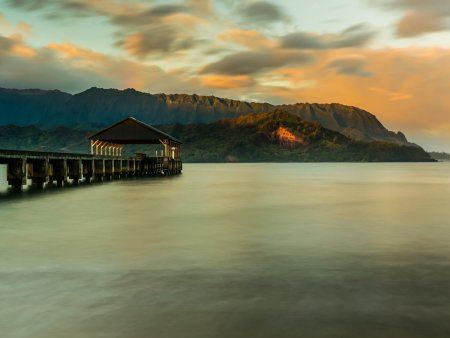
[88,117,182,159]
[0,117,182,191]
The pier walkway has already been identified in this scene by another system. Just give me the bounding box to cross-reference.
[0,117,183,191]
[0,150,182,190]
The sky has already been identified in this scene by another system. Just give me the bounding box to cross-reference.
[0,0,449,151]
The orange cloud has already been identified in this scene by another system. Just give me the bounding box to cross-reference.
[1,33,36,58]
[369,88,413,102]
[10,43,36,58]
[201,75,255,89]
[46,42,108,70]
[218,29,274,49]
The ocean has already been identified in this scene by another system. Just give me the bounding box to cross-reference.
[1,163,450,338]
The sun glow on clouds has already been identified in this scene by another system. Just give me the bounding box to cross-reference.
[369,88,413,102]
[201,75,255,89]
[0,0,449,150]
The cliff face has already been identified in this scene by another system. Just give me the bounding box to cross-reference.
[0,87,407,144]
[277,103,408,144]
[160,111,430,162]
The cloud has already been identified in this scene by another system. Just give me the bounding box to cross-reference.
[0,35,15,55]
[111,5,189,27]
[0,34,204,94]
[373,0,450,37]
[380,0,449,13]
[6,1,207,58]
[327,56,374,77]
[280,24,376,49]
[396,11,448,37]
[369,87,413,101]
[117,26,200,57]
[199,50,313,75]
[200,75,255,89]
[0,11,32,36]
[114,10,205,57]
[238,1,287,23]
[0,33,36,58]
[6,0,52,11]
[6,0,142,17]
[218,29,274,49]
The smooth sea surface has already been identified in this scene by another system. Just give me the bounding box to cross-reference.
[1,163,450,338]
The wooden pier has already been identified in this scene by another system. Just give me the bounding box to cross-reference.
[0,117,183,191]
[0,150,182,191]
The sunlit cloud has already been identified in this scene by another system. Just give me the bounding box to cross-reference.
[369,87,413,101]
[372,0,450,37]
[218,29,274,49]
[201,75,255,89]
[237,1,288,24]
[200,50,313,75]
[326,55,374,77]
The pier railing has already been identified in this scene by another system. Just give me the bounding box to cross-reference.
[0,149,182,191]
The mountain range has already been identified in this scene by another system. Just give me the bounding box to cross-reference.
[0,87,407,144]
[0,111,433,162]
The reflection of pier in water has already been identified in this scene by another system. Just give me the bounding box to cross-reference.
[0,117,182,191]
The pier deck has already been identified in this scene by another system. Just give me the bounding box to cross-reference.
[0,149,182,191]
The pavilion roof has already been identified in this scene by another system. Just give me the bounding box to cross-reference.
[87,117,182,145]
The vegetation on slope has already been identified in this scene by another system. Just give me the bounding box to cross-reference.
[0,111,433,162]
[0,125,88,152]
[161,111,431,162]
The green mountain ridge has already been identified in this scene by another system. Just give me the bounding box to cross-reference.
[0,111,433,162]
[0,86,408,145]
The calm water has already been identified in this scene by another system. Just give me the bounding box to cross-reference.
[1,163,450,338]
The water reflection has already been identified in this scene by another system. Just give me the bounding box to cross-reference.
[1,163,450,338]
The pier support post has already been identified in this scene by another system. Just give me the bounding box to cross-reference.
[7,158,27,191]
[121,159,128,178]
[83,159,94,183]
[52,159,68,187]
[30,158,49,189]
[113,159,121,179]
[94,159,105,182]
[105,160,113,180]
[68,159,83,185]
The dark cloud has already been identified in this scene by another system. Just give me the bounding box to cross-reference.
[239,1,287,23]
[111,3,201,57]
[396,11,447,37]
[6,0,53,11]
[372,0,450,37]
[200,50,312,75]
[111,5,188,27]
[379,0,449,12]
[327,57,374,77]
[280,24,376,49]
[116,26,200,56]
[0,35,15,54]
[7,0,96,17]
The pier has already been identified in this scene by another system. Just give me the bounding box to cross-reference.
[0,117,182,191]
